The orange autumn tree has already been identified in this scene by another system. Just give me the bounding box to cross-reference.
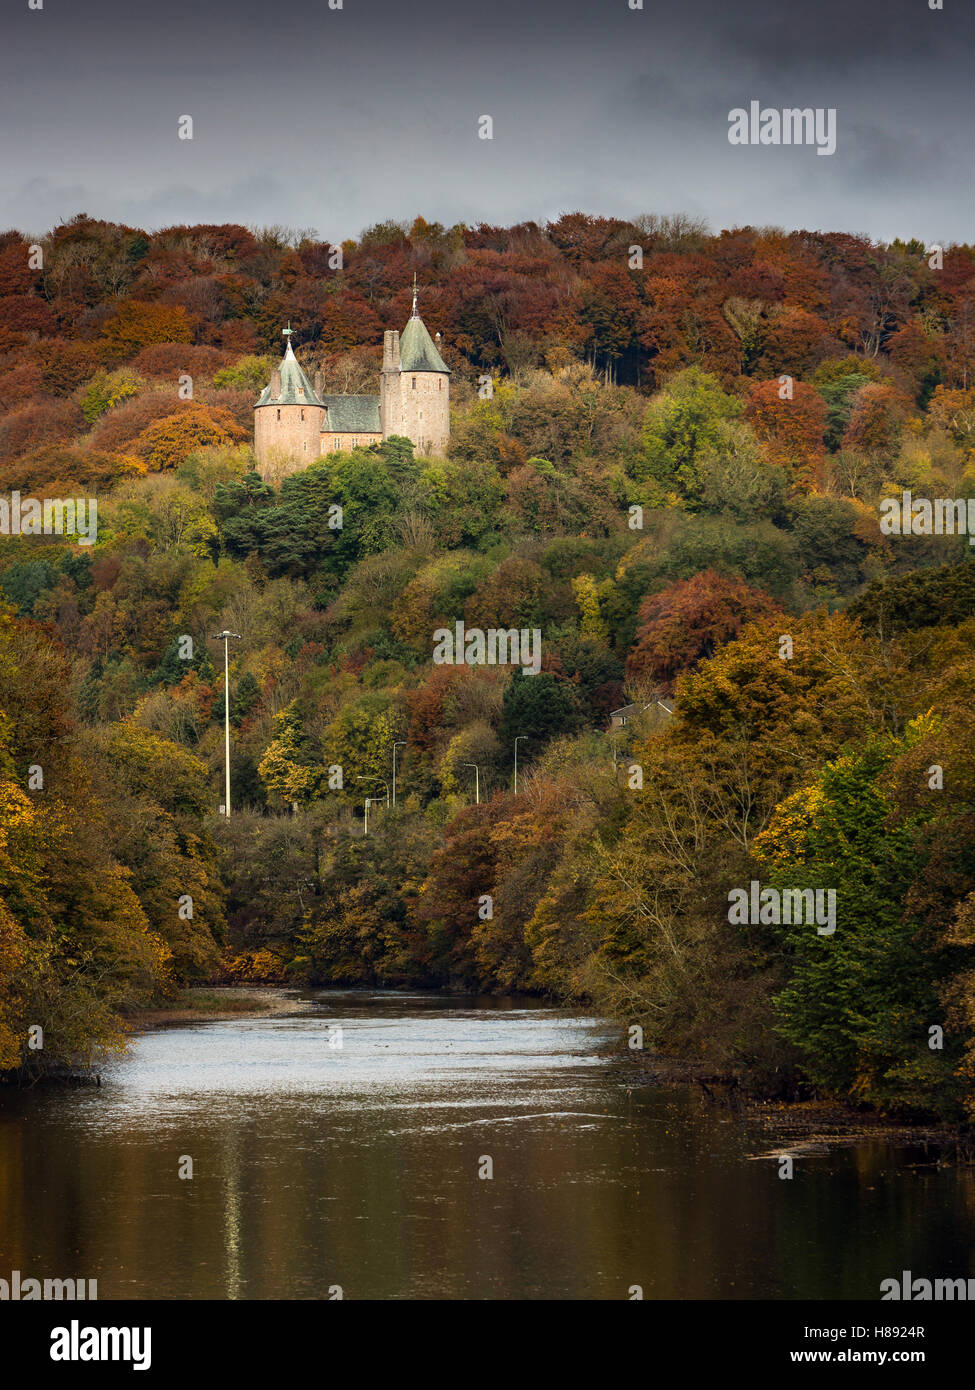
[132,403,246,470]
[927,385,975,455]
[626,569,781,693]
[745,378,826,481]
[99,300,194,359]
[841,381,911,460]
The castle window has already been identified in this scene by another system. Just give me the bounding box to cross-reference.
[276,409,281,420]
[439,379,442,390]
[352,438,357,448]
[412,377,416,390]
[301,410,305,421]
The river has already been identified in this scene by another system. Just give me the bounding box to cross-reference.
[1,989,973,1300]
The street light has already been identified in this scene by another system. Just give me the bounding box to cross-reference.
[392,741,406,807]
[212,630,241,816]
[513,735,527,795]
[462,762,480,806]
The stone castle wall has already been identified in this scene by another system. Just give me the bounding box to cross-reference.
[320,431,382,454]
[382,368,449,457]
[254,402,322,475]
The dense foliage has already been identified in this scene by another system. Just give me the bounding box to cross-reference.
[2,212,975,1122]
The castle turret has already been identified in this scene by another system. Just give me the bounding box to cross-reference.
[253,327,326,480]
[380,279,450,457]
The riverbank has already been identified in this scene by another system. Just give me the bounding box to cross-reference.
[612,1047,969,1158]
[124,986,316,1031]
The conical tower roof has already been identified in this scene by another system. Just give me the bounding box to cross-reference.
[398,312,450,375]
[255,337,325,407]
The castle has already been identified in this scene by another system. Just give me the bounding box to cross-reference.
[253,285,450,479]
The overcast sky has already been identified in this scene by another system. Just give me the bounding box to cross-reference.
[2,0,972,244]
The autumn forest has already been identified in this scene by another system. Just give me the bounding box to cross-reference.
[2,210,975,1126]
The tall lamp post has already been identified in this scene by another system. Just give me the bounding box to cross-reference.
[462,762,480,806]
[392,741,406,807]
[212,630,241,816]
[513,735,527,795]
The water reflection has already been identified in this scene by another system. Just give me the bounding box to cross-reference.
[0,990,972,1300]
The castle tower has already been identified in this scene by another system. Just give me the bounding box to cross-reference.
[380,279,451,457]
[253,327,326,480]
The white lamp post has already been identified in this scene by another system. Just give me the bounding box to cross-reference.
[514,735,527,795]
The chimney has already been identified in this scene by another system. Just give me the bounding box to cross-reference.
[382,329,400,372]
[314,370,323,396]
[271,369,281,398]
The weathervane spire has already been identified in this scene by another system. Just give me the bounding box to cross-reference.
[411,273,418,318]
[282,321,294,347]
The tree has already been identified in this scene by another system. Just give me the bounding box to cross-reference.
[438,720,503,798]
[258,701,323,808]
[499,671,581,746]
[100,300,194,358]
[841,381,911,460]
[636,366,742,493]
[755,719,969,1117]
[927,385,975,453]
[0,400,83,461]
[81,368,143,424]
[133,404,246,471]
[627,570,780,692]
[745,378,826,479]
[849,561,975,636]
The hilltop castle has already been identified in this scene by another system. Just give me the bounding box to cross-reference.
[254,286,450,479]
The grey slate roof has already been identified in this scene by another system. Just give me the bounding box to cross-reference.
[321,394,381,434]
[254,341,324,408]
[610,699,675,725]
[398,314,450,374]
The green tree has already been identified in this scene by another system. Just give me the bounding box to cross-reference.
[636,367,742,495]
[500,671,582,746]
[755,720,967,1117]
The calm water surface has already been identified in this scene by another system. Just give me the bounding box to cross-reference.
[1,990,973,1300]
